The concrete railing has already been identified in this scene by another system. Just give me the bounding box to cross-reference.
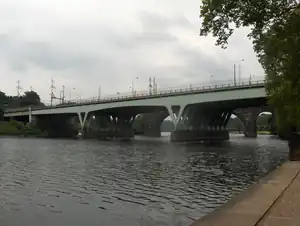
[4,78,266,113]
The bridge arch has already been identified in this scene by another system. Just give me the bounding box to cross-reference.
[84,105,171,138]
[132,109,170,137]
[226,113,245,134]
[232,106,274,138]
[257,111,273,133]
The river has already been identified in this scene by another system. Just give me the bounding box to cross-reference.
[0,134,288,226]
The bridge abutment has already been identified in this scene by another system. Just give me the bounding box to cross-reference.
[35,114,79,138]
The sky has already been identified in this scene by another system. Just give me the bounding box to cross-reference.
[0,0,264,104]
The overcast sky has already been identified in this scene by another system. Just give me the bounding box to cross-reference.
[0,0,264,104]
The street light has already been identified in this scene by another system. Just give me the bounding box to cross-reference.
[249,74,255,83]
[131,77,139,96]
[238,59,245,83]
[210,74,214,85]
[97,86,101,100]
[69,88,75,101]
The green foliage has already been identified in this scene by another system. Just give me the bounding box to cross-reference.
[19,91,42,107]
[0,121,22,135]
[262,9,300,130]
[199,0,300,131]
[0,90,44,110]
[0,120,43,136]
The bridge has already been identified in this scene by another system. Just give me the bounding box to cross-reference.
[3,78,271,141]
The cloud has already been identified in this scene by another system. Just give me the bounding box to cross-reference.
[0,0,264,104]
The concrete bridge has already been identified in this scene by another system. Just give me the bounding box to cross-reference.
[3,79,272,141]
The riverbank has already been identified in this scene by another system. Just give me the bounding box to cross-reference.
[190,161,300,226]
[229,131,271,135]
[0,120,45,137]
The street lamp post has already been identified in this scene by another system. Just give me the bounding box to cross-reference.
[210,74,214,85]
[69,88,75,102]
[131,77,139,96]
[233,64,237,86]
[238,59,245,83]
[98,86,101,100]
[249,74,255,83]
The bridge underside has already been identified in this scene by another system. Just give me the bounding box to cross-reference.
[34,114,80,138]
[5,97,274,142]
[83,106,167,141]
[133,111,169,137]
[133,98,269,142]
[170,103,232,142]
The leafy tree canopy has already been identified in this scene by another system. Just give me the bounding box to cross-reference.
[0,90,44,110]
[200,0,300,130]
[19,91,42,107]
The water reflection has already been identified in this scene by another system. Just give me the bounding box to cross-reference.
[0,135,288,226]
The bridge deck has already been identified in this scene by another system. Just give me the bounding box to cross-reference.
[4,80,265,113]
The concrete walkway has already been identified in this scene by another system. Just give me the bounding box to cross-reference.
[190,162,300,226]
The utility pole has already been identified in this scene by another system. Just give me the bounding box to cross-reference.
[98,86,101,100]
[149,77,152,95]
[17,80,22,97]
[238,63,241,83]
[61,85,65,104]
[233,64,237,86]
[50,78,56,106]
[238,59,245,83]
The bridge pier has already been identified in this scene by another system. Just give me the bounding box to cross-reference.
[235,108,262,138]
[169,104,231,142]
[132,111,169,137]
[84,112,135,141]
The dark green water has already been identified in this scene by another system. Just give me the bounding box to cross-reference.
[0,135,288,226]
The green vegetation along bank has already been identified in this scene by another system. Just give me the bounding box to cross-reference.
[0,120,45,137]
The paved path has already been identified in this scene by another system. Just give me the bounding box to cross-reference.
[190,162,300,226]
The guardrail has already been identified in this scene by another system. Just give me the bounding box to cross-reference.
[4,78,266,113]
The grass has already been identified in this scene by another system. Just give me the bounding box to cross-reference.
[0,120,43,136]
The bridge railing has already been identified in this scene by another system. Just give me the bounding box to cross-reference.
[4,77,266,113]
[66,77,265,105]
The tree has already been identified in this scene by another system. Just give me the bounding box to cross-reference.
[199,0,300,132]
[0,90,44,112]
[19,91,43,107]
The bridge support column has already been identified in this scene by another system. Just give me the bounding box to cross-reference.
[167,105,186,130]
[29,115,38,126]
[235,108,261,138]
[170,104,230,142]
[84,112,135,141]
[77,112,89,135]
[132,111,169,137]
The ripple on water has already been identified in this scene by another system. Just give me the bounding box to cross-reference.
[0,135,288,226]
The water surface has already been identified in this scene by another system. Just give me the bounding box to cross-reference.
[0,135,288,226]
